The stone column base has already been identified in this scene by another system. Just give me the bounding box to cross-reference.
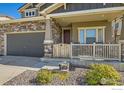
[44,40,53,58]
[121,43,124,61]
[120,40,124,61]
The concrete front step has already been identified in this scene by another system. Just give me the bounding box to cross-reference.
[40,57,124,71]
[71,60,124,71]
[40,58,71,62]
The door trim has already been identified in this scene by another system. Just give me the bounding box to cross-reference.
[62,27,71,43]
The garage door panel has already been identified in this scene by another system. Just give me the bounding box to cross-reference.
[7,32,45,57]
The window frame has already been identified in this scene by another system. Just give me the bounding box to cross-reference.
[24,8,37,17]
[78,26,105,44]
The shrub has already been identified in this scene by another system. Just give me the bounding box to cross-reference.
[36,69,70,85]
[84,64,121,85]
[58,72,70,81]
[36,69,52,85]
[52,70,70,81]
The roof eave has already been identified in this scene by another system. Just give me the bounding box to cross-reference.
[18,3,32,13]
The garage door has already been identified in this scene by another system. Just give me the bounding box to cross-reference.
[6,32,45,57]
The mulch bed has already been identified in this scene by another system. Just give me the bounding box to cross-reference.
[4,68,124,85]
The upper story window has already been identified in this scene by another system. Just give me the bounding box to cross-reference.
[26,12,28,16]
[25,8,36,17]
[32,11,35,15]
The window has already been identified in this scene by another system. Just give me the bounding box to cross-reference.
[25,9,36,17]
[32,11,35,16]
[86,29,96,44]
[78,27,105,44]
[80,30,84,43]
[98,28,104,43]
[29,12,32,16]
[26,12,28,16]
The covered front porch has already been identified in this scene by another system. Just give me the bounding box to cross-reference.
[44,7,124,61]
[50,7,124,44]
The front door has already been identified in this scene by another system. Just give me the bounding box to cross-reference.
[63,30,70,44]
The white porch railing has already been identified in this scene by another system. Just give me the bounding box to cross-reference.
[70,43,121,61]
[53,44,70,58]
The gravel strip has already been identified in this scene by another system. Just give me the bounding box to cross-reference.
[120,72,124,84]
[50,68,88,85]
[4,68,88,85]
[3,68,124,85]
[4,70,38,85]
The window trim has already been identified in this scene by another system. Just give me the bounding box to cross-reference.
[78,26,105,44]
[25,8,37,17]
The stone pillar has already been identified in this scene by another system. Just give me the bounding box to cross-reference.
[120,15,124,61]
[44,18,53,57]
[122,44,124,61]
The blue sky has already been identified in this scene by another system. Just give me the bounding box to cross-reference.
[0,3,24,19]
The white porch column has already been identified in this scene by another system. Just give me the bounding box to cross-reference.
[44,18,53,57]
[44,18,53,44]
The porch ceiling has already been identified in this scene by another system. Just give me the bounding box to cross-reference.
[52,11,123,26]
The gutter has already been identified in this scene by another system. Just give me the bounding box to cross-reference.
[47,6,124,18]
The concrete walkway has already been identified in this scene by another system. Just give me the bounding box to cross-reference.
[0,56,60,85]
[0,56,123,85]
[0,64,26,84]
[0,56,41,85]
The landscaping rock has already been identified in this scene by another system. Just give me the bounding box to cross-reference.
[3,68,124,85]
[4,70,37,85]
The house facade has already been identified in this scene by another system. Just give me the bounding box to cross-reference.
[0,3,124,61]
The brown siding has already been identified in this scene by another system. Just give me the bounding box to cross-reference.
[25,3,38,9]
[71,21,112,43]
[51,3,124,14]
[105,22,112,43]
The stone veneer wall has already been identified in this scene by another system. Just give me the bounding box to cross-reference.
[44,19,62,58]
[0,20,46,55]
[121,43,124,61]
[51,19,62,44]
